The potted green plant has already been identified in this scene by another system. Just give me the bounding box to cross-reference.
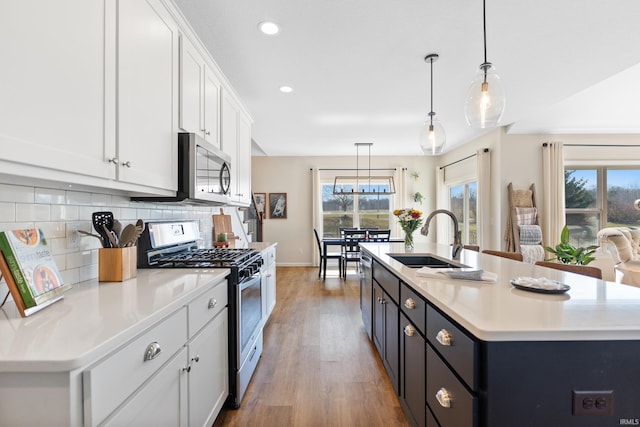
[545,226,598,265]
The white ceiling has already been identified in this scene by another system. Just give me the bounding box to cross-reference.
[173,0,640,157]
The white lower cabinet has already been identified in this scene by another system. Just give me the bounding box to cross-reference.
[187,307,229,427]
[261,245,277,322]
[82,277,229,427]
[103,347,189,426]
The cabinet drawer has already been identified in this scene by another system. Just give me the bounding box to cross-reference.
[426,344,476,427]
[187,279,228,337]
[400,282,426,334]
[426,304,477,389]
[373,261,399,304]
[84,308,188,426]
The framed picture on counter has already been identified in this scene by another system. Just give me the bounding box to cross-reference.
[268,193,287,219]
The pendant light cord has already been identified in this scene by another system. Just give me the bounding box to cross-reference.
[483,0,487,64]
[429,57,434,125]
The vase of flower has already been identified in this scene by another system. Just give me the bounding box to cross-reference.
[404,231,415,250]
[393,208,423,252]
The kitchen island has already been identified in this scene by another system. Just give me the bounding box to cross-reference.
[0,268,230,427]
[360,242,640,427]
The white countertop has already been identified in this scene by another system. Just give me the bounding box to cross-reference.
[0,268,229,372]
[361,242,640,342]
[248,241,277,252]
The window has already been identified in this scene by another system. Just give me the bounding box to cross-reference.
[449,181,477,245]
[321,181,391,237]
[565,168,640,246]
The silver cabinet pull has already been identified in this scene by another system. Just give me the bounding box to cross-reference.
[404,298,416,309]
[404,325,416,337]
[183,355,200,373]
[108,157,119,165]
[121,161,131,168]
[436,329,453,346]
[143,342,161,362]
[436,387,452,408]
[208,298,217,309]
[205,131,211,136]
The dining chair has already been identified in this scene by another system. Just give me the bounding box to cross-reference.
[535,261,602,279]
[341,229,367,279]
[481,249,524,262]
[314,228,342,280]
[367,229,391,242]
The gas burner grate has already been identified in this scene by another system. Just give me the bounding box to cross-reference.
[155,248,260,268]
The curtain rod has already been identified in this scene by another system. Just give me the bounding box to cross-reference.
[544,143,640,148]
[311,168,397,171]
[439,148,489,170]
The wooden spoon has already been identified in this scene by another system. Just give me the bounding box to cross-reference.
[119,224,137,248]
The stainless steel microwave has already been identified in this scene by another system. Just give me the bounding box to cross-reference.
[132,133,231,205]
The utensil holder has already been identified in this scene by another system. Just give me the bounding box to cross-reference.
[99,247,137,282]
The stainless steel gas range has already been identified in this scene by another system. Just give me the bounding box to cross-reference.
[137,220,264,408]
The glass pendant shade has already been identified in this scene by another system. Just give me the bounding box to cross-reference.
[420,115,446,155]
[464,63,505,128]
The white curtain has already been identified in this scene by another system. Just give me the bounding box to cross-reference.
[435,166,447,243]
[541,142,565,248]
[311,168,321,267]
[393,168,407,236]
[476,148,491,250]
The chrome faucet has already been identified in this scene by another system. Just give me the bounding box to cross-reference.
[420,209,463,259]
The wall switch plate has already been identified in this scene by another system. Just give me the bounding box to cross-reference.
[572,390,614,416]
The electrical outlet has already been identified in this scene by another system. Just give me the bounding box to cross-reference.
[572,390,614,416]
[67,223,80,249]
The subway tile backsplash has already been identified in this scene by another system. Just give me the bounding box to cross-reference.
[0,183,230,298]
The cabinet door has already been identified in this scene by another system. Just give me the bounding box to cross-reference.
[400,313,426,427]
[373,282,399,393]
[179,35,203,135]
[234,114,252,205]
[203,66,221,148]
[266,263,277,317]
[117,0,178,190]
[103,347,188,427]
[0,0,114,180]
[188,308,229,427]
[221,91,239,196]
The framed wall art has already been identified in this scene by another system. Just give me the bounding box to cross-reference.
[268,193,287,219]
[253,193,266,218]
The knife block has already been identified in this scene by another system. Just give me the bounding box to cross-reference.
[99,247,137,282]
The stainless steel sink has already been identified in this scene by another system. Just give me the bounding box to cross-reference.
[387,253,469,269]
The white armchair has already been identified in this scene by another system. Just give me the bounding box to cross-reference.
[597,227,640,286]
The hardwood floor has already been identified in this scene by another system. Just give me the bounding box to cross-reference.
[213,266,409,427]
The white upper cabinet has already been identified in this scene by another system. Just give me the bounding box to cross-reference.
[179,36,204,138]
[237,114,252,206]
[0,0,114,180]
[221,89,252,206]
[0,0,249,198]
[117,0,178,191]
[203,66,222,147]
[179,35,221,148]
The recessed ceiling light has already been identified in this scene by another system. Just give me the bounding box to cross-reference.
[258,21,280,35]
[279,86,293,93]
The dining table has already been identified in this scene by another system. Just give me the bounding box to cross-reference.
[321,236,404,279]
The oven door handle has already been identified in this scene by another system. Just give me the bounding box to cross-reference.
[239,272,261,290]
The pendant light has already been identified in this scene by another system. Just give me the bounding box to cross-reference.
[464,0,505,128]
[420,53,446,156]
[333,143,396,195]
